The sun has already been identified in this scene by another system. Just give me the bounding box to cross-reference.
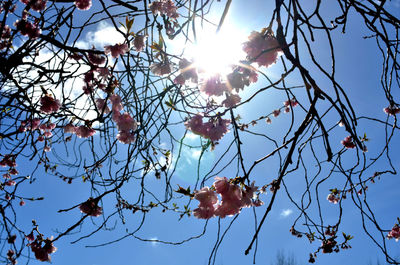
[185,25,247,77]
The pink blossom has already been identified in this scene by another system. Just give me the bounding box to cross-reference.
[203,118,230,142]
[177,58,198,83]
[243,30,281,67]
[26,232,35,242]
[227,72,245,91]
[44,145,51,152]
[5,180,16,186]
[266,117,272,124]
[9,168,18,175]
[222,94,241,108]
[193,187,218,219]
[40,95,61,114]
[185,114,206,136]
[88,52,106,65]
[95,98,110,114]
[383,105,400,116]
[116,130,136,144]
[0,155,16,167]
[104,43,129,58]
[116,113,137,131]
[241,182,258,208]
[174,74,185,85]
[37,135,44,142]
[150,61,172,76]
[15,19,41,39]
[30,0,47,11]
[327,193,339,204]
[200,75,230,97]
[44,131,52,137]
[40,95,60,114]
[74,0,92,10]
[273,109,280,117]
[387,224,400,241]
[20,200,25,206]
[341,136,356,149]
[79,198,103,217]
[214,183,243,218]
[284,98,298,107]
[185,115,230,141]
[134,35,147,52]
[110,94,123,112]
[30,238,57,262]
[64,123,76,133]
[75,126,95,138]
[149,0,179,19]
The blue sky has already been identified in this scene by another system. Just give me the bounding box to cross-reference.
[2,0,400,265]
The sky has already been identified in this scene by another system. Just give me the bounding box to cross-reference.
[2,0,400,265]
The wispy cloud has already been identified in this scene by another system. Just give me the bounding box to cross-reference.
[280,209,293,218]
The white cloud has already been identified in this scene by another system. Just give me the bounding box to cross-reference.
[280,209,293,218]
[76,21,126,49]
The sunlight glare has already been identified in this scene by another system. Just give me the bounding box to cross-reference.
[187,26,246,76]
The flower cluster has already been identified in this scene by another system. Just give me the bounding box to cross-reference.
[133,35,147,52]
[174,58,198,85]
[383,105,400,116]
[341,136,356,149]
[185,114,230,142]
[74,0,92,10]
[150,61,172,76]
[104,43,129,58]
[79,197,103,217]
[109,94,137,144]
[242,30,281,67]
[20,0,47,12]
[15,18,41,39]
[387,224,400,242]
[200,74,230,97]
[40,95,60,114]
[193,177,263,219]
[0,22,11,50]
[149,0,179,19]
[27,235,57,262]
[1,154,18,181]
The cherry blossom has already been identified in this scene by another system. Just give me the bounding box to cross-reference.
[104,43,129,58]
[243,30,281,67]
[115,113,137,131]
[150,61,172,76]
[64,123,76,133]
[185,115,230,141]
[341,136,356,149]
[387,224,400,241]
[88,52,106,65]
[116,130,136,144]
[149,0,179,19]
[383,105,400,116]
[30,238,57,262]
[134,35,147,52]
[193,187,218,219]
[200,75,230,97]
[75,125,95,138]
[40,95,60,114]
[95,98,110,114]
[222,94,241,108]
[327,193,339,204]
[74,0,92,10]
[79,198,103,217]
[15,19,41,39]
